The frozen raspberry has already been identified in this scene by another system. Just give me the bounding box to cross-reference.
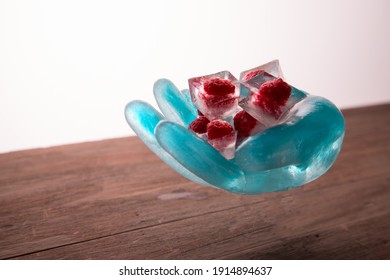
[199,78,237,118]
[207,120,234,140]
[201,94,236,109]
[189,116,210,134]
[203,78,235,96]
[253,78,291,116]
[259,78,291,105]
[234,110,257,137]
[244,70,264,81]
[188,72,239,120]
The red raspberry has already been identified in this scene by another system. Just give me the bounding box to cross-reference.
[244,70,264,81]
[253,78,291,117]
[189,116,210,134]
[203,78,235,96]
[234,110,257,137]
[258,78,291,106]
[207,120,234,140]
[201,93,236,109]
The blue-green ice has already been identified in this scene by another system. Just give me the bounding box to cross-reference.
[125,79,345,194]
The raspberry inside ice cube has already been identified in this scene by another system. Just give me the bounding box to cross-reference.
[188,71,239,120]
[239,71,275,98]
[204,78,235,96]
[254,78,291,117]
[207,120,236,159]
[239,76,307,128]
[233,110,265,144]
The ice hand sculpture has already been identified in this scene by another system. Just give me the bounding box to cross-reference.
[125,60,345,194]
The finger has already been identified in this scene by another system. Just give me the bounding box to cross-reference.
[180,88,196,112]
[153,79,197,127]
[155,120,246,193]
[124,100,211,187]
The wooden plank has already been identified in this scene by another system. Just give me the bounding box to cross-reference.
[13,176,390,260]
[0,103,389,259]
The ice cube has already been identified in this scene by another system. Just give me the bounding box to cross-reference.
[239,71,276,98]
[188,71,239,120]
[239,77,306,127]
[240,59,284,81]
[208,134,236,159]
[233,110,266,145]
[207,120,236,159]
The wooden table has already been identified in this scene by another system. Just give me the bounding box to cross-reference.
[0,104,389,260]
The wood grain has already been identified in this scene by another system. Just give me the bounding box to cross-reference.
[0,104,389,259]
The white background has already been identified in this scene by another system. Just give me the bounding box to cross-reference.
[1,0,389,153]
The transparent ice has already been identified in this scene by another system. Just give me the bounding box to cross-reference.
[125,79,345,194]
[188,71,239,120]
[240,73,307,128]
[235,112,267,145]
[239,59,284,81]
[208,132,236,160]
